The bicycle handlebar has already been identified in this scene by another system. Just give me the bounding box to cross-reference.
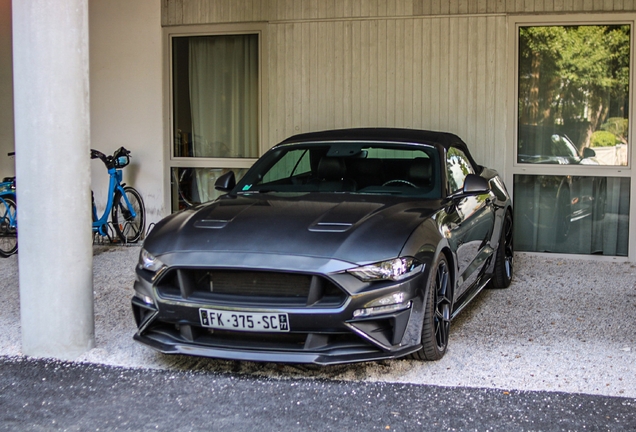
[90,147,131,169]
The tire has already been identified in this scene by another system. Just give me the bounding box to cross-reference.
[112,187,145,243]
[0,197,17,257]
[410,254,452,361]
[490,210,513,289]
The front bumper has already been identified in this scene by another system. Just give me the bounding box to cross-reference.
[132,261,429,365]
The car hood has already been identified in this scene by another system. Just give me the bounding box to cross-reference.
[145,193,441,266]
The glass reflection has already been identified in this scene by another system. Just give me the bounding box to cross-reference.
[513,175,629,256]
[518,25,630,166]
[171,167,248,212]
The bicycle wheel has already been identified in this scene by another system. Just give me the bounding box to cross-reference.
[112,187,145,243]
[0,196,17,257]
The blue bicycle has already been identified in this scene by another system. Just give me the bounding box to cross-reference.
[91,147,145,243]
[0,152,17,257]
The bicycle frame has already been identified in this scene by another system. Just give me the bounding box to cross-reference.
[0,152,18,257]
[92,166,136,237]
[0,177,17,229]
[0,195,17,229]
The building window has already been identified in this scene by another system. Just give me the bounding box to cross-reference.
[514,22,631,256]
[517,25,630,166]
[171,32,259,211]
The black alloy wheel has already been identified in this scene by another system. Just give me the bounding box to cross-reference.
[491,210,513,288]
[410,254,452,361]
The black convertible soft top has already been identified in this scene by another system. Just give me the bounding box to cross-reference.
[278,127,482,172]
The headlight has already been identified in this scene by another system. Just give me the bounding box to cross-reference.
[347,257,423,282]
[139,249,165,273]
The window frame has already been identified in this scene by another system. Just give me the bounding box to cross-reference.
[163,23,268,211]
[507,13,636,261]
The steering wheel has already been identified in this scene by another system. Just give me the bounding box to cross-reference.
[382,179,417,188]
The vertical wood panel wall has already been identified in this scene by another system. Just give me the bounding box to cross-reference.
[164,0,636,174]
[267,16,507,172]
[165,0,636,24]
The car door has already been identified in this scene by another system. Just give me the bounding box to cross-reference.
[445,147,496,298]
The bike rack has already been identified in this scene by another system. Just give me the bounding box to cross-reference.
[92,223,117,245]
[93,220,149,247]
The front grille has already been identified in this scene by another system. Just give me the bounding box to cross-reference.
[208,271,310,297]
[156,269,347,307]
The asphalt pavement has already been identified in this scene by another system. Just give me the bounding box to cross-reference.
[1,356,635,431]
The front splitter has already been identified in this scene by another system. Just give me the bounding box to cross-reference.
[133,332,420,366]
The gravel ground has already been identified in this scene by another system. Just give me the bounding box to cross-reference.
[1,246,635,398]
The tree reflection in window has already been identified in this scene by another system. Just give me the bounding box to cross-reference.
[518,25,630,166]
[446,147,474,193]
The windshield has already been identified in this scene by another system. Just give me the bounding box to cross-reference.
[235,142,441,198]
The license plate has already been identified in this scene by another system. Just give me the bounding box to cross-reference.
[199,308,290,332]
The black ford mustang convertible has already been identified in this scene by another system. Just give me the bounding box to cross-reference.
[132,128,513,365]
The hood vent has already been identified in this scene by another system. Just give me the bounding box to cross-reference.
[194,219,229,229]
[308,201,383,233]
[308,222,353,233]
[194,202,256,229]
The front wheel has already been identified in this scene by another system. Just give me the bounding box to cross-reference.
[0,197,18,257]
[112,187,145,243]
[410,254,452,361]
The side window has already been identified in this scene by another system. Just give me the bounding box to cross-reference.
[446,147,474,193]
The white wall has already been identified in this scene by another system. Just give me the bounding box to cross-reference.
[89,0,164,227]
[0,0,14,177]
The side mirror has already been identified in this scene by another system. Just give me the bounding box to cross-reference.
[583,147,596,158]
[214,171,236,192]
[462,174,490,195]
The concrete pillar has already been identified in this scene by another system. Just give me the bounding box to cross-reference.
[13,0,94,359]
